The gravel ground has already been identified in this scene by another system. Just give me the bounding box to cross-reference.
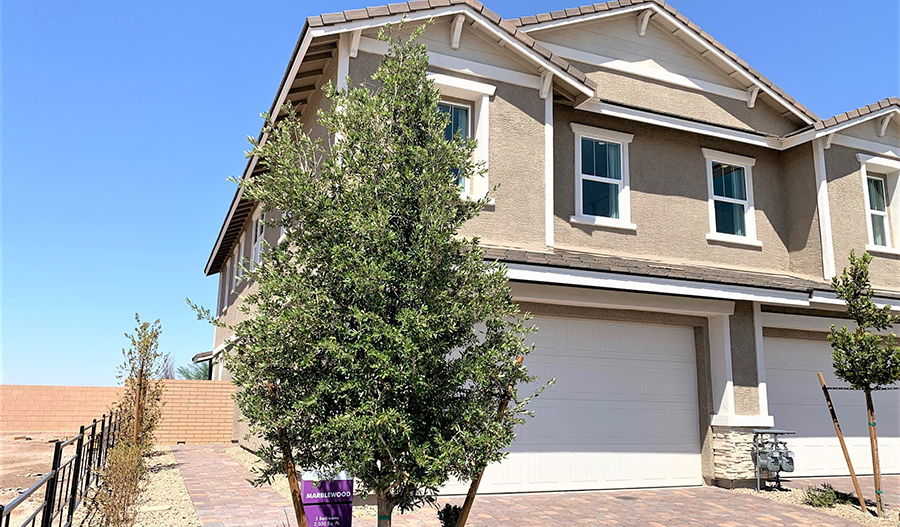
[225,446,378,520]
[734,486,899,526]
[71,445,199,527]
[133,446,200,527]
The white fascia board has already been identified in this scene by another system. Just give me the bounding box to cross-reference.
[509,280,735,317]
[710,414,775,428]
[539,41,750,103]
[782,108,900,151]
[809,290,897,311]
[577,100,781,149]
[504,262,812,306]
[761,311,896,335]
[518,3,650,32]
[310,7,594,98]
[359,36,542,90]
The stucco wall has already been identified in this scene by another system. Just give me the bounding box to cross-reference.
[554,105,792,273]
[781,144,824,280]
[729,301,759,416]
[825,145,900,291]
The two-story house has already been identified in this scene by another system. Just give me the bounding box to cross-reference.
[202,0,900,490]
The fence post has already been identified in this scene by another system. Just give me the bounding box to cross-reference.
[99,414,108,468]
[84,419,98,492]
[40,440,63,527]
[66,426,86,522]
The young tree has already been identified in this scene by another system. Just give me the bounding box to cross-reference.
[117,314,168,450]
[829,251,900,517]
[194,26,540,527]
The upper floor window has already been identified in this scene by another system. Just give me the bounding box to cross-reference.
[232,236,244,290]
[251,212,265,265]
[570,123,635,230]
[865,176,890,247]
[858,153,899,255]
[428,73,494,199]
[703,149,760,247]
[438,101,470,189]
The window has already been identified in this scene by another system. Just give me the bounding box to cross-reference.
[251,212,264,266]
[703,149,759,247]
[232,236,244,290]
[570,123,635,230]
[438,102,470,188]
[428,73,494,199]
[858,154,900,255]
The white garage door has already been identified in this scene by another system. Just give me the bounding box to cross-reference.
[765,337,900,477]
[468,316,702,493]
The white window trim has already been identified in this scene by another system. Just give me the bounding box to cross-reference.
[251,209,264,266]
[858,153,900,253]
[570,123,635,230]
[232,235,244,290]
[702,148,759,247]
[428,73,493,200]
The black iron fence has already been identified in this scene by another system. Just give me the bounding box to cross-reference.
[0,410,123,527]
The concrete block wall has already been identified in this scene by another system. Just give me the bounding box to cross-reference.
[0,381,235,444]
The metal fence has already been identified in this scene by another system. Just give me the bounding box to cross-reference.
[0,410,123,527]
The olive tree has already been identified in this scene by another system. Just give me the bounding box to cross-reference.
[192,26,540,527]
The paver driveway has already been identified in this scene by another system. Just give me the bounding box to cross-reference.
[174,444,866,527]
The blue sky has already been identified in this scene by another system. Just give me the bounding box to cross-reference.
[2,0,898,386]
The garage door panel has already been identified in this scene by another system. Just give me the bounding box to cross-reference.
[765,337,900,477]
[457,316,702,494]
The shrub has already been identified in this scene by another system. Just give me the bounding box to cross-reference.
[803,484,857,509]
[83,442,146,527]
[437,504,462,527]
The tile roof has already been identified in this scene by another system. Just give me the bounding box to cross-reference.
[505,0,819,123]
[483,246,830,294]
[812,97,900,131]
[306,0,598,92]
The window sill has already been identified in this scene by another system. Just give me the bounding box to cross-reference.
[569,215,637,232]
[867,244,900,257]
[706,232,763,248]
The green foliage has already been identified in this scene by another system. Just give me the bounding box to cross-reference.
[193,25,542,520]
[802,484,856,508]
[83,442,146,527]
[117,314,168,449]
[437,504,462,527]
[177,362,210,380]
[829,251,900,390]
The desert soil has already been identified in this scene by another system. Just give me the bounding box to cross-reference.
[734,485,899,526]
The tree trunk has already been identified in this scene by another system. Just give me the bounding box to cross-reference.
[865,389,884,517]
[376,493,395,527]
[133,366,143,446]
[278,429,308,527]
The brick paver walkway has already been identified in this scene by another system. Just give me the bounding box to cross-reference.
[785,474,900,510]
[389,486,864,527]
[173,444,866,527]
[174,444,296,527]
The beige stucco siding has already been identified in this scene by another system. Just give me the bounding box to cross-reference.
[576,65,798,136]
[781,145,824,280]
[729,301,759,416]
[825,145,900,291]
[554,105,792,273]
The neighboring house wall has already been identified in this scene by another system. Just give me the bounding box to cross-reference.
[825,144,900,290]
[0,382,236,445]
[553,105,793,273]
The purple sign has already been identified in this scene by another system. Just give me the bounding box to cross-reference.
[301,477,353,527]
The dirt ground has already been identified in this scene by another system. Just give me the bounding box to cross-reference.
[0,433,70,521]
